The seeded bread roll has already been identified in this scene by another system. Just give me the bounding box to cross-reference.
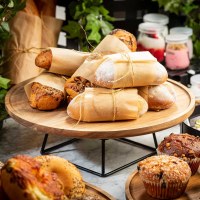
[64,76,97,103]
[138,155,191,199]
[35,49,52,70]
[157,133,200,175]
[29,82,64,110]
[109,29,137,52]
[1,155,68,200]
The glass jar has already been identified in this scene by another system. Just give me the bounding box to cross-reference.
[165,34,190,70]
[190,74,200,101]
[137,22,165,62]
[170,27,193,59]
[143,13,169,37]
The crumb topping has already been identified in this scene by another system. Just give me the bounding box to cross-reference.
[138,155,191,185]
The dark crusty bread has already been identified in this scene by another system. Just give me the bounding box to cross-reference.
[64,76,97,103]
[109,29,137,52]
[29,82,64,110]
[35,49,52,70]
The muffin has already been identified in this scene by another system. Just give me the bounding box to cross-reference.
[137,155,191,199]
[157,133,200,175]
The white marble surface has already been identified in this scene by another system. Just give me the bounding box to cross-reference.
[0,118,181,200]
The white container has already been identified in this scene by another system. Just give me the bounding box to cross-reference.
[137,22,165,62]
[170,27,193,59]
[143,13,169,37]
[190,74,200,99]
[165,34,190,70]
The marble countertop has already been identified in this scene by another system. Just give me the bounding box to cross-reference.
[0,118,180,200]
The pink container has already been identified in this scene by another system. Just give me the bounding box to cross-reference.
[165,34,190,70]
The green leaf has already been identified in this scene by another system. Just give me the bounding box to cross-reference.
[0,89,7,103]
[99,20,114,36]
[194,40,200,58]
[62,21,81,39]
[85,13,100,31]
[0,76,11,89]
[87,29,101,43]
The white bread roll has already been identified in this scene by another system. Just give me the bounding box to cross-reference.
[67,88,148,122]
[147,82,176,111]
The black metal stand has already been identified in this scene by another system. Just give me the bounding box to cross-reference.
[40,133,158,177]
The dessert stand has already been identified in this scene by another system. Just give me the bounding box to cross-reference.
[5,79,195,177]
[125,169,200,200]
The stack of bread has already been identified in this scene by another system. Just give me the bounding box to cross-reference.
[25,29,176,122]
[0,155,85,200]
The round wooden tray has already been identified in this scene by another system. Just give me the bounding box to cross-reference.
[5,79,195,139]
[125,170,200,200]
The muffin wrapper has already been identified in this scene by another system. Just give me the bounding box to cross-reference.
[142,179,189,199]
[157,150,200,175]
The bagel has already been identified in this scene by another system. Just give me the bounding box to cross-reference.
[1,155,68,200]
[35,155,85,199]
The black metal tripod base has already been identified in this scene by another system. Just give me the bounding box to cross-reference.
[40,134,158,177]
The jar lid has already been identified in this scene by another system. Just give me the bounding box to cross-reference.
[138,22,165,34]
[170,27,193,37]
[165,34,188,44]
[143,13,169,25]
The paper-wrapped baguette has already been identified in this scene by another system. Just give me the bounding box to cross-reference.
[24,73,66,110]
[67,88,148,122]
[73,51,168,89]
[35,29,136,75]
[138,82,176,111]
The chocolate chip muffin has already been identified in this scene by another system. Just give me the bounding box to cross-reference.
[157,133,200,175]
[138,155,191,199]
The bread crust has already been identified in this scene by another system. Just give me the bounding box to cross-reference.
[1,155,68,200]
[109,29,137,52]
[35,49,52,70]
[35,155,85,199]
[148,82,176,111]
[64,76,97,103]
[29,82,64,110]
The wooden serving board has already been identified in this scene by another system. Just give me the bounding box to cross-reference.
[125,170,200,200]
[5,79,195,139]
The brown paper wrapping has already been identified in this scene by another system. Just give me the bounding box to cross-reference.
[73,51,168,88]
[41,15,63,48]
[67,88,148,122]
[48,48,91,76]
[47,35,131,76]
[3,12,63,84]
[3,11,43,84]
[93,35,131,54]
[24,72,66,100]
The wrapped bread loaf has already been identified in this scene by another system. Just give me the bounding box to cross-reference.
[73,51,168,89]
[24,73,66,110]
[138,82,176,111]
[35,29,136,75]
[67,88,148,122]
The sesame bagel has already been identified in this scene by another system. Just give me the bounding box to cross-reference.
[35,155,85,199]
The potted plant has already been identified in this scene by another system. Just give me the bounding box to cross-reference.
[0,0,25,128]
[153,0,200,59]
[62,0,115,51]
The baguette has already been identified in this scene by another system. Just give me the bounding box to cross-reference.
[35,29,137,72]
[67,88,148,122]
